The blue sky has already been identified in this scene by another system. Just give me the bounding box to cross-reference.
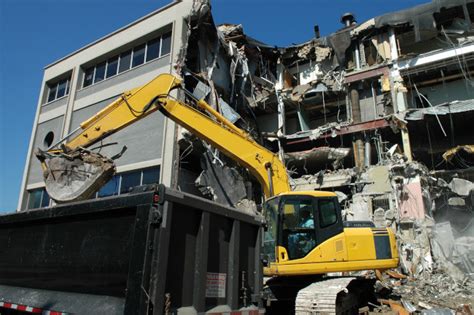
[0,0,427,212]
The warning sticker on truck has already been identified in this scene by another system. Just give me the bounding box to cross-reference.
[205,272,226,298]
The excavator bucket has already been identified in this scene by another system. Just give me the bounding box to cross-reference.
[37,150,115,203]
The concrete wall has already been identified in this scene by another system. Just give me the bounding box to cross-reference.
[26,116,65,187]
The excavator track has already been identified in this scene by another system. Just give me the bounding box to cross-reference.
[295,277,366,315]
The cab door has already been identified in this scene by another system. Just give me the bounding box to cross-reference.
[314,198,343,247]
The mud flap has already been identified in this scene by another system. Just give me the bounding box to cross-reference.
[42,151,115,203]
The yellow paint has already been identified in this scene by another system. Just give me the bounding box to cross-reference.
[265,228,399,276]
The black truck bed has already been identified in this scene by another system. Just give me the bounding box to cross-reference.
[0,185,264,314]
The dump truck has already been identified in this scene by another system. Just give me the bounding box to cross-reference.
[0,184,264,314]
[1,73,399,314]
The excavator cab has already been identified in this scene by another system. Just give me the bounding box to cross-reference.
[262,192,343,266]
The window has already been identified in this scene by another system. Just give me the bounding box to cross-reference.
[263,197,280,263]
[95,166,160,199]
[27,188,50,209]
[43,131,54,149]
[161,32,171,56]
[106,56,118,78]
[119,50,132,73]
[132,44,146,67]
[146,38,160,62]
[56,80,68,98]
[120,171,141,194]
[46,77,70,103]
[83,67,94,87]
[81,31,172,88]
[47,84,57,103]
[282,198,316,260]
[142,167,160,184]
[98,175,119,198]
[319,199,338,228]
[94,62,106,83]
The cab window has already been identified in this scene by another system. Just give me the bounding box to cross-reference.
[263,197,279,263]
[319,199,338,228]
[282,198,317,260]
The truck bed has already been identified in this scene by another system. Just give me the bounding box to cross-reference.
[0,185,264,314]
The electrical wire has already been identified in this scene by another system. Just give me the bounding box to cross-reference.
[441,28,474,85]
[413,83,448,137]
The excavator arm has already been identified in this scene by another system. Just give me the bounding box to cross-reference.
[37,73,290,202]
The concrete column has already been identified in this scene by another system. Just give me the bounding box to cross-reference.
[388,28,398,61]
[61,66,80,136]
[17,79,47,211]
[275,61,286,162]
[160,20,180,188]
[401,128,413,162]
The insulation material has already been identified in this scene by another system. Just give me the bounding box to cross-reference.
[399,178,426,220]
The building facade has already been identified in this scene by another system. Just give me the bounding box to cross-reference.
[18,0,195,210]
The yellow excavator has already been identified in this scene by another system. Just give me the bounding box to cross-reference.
[36,73,398,313]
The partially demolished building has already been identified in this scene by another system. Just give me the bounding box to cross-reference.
[20,0,473,310]
[175,0,474,308]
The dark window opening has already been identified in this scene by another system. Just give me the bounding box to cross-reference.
[98,175,119,198]
[161,32,172,56]
[43,131,54,149]
[142,167,160,185]
[27,188,50,209]
[84,67,94,87]
[319,199,338,228]
[434,6,465,29]
[106,56,118,78]
[47,84,57,103]
[56,79,68,98]
[132,44,146,68]
[94,62,106,83]
[468,3,474,22]
[119,50,132,73]
[146,38,160,62]
[120,171,141,194]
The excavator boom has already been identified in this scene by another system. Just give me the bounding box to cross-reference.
[37,73,289,202]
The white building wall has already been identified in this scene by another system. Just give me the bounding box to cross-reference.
[18,0,194,210]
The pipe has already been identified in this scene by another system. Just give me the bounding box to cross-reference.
[365,140,372,167]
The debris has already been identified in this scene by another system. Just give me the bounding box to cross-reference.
[385,270,407,280]
[195,151,248,208]
[448,178,474,197]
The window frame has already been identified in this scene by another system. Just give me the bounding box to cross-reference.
[80,31,172,90]
[27,188,50,209]
[46,77,71,104]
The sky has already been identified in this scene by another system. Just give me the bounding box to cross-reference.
[0,0,428,213]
